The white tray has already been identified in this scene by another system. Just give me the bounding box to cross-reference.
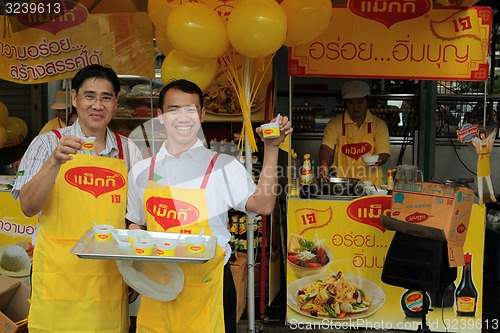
[70,228,216,263]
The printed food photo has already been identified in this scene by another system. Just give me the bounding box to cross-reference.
[287,234,332,278]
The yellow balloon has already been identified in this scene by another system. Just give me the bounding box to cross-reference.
[0,101,9,127]
[0,126,6,149]
[435,0,479,6]
[148,0,195,33]
[155,28,174,55]
[167,3,229,60]
[227,0,287,58]
[161,50,218,91]
[4,116,28,148]
[281,0,332,47]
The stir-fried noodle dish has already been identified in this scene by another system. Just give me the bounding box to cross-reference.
[297,272,372,318]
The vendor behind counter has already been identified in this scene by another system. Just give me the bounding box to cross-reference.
[318,80,391,186]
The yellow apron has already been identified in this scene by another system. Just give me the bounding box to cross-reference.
[337,114,383,185]
[29,131,129,333]
[477,142,490,177]
[136,154,226,333]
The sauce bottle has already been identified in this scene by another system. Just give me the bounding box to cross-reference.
[455,252,478,316]
[387,169,394,195]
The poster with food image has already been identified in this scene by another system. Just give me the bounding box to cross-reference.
[286,198,485,332]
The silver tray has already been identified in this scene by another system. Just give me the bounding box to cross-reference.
[70,228,216,263]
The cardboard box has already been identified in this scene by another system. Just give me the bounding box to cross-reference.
[0,276,30,333]
[387,181,475,267]
[230,253,248,323]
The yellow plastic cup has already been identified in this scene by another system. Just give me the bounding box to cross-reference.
[261,123,280,139]
[128,229,148,244]
[133,238,154,256]
[83,136,96,151]
[185,236,206,254]
[93,224,114,242]
[155,239,177,257]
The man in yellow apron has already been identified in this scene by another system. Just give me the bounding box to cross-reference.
[125,79,292,333]
[11,65,142,333]
[319,80,391,185]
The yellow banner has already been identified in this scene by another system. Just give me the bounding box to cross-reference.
[0,192,38,245]
[289,3,492,81]
[0,3,154,84]
[286,197,485,332]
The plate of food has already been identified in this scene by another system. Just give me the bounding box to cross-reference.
[287,234,332,278]
[287,272,385,320]
[203,82,265,116]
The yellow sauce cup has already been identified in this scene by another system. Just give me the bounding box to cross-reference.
[93,224,114,242]
[155,239,177,257]
[133,238,154,256]
[185,236,206,254]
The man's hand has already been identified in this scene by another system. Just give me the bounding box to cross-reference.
[51,135,84,165]
[319,165,330,182]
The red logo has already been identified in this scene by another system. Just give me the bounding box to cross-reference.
[65,166,125,198]
[341,142,372,161]
[347,196,392,232]
[392,211,401,217]
[457,223,466,234]
[146,196,200,231]
[264,129,275,135]
[98,234,109,240]
[16,1,88,35]
[190,246,201,252]
[83,143,94,149]
[407,293,423,303]
[135,248,145,255]
[348,0,432,28]
[405,211,429,223]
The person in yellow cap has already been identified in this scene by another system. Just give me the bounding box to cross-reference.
[319,80,390,185]
[38,90,73,134]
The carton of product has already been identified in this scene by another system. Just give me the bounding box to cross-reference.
[383,181,474,267]
[0,275,30,333]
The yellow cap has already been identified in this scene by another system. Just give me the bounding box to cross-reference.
[304,154,310,159]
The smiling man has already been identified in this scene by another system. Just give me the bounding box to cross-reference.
[11,64,142,333]
[125,79,292,333]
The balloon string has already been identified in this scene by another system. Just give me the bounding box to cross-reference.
[219,53,275,153]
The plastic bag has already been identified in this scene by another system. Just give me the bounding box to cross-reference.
[117,260,184,302]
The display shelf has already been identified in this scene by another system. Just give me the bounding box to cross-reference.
[288,92,418,137]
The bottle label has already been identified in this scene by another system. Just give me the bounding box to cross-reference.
[456,297,476,313]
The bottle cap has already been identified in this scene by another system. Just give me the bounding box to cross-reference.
[464,252,472,263]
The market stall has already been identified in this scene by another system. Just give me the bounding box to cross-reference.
[281,2,493,332]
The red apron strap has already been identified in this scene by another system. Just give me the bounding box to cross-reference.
[51,129,62,139]
[342,113,346,136]
[148,154,157,181]
[52,130,124,159]
[114,132,124,160]
[201,154,220,189]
